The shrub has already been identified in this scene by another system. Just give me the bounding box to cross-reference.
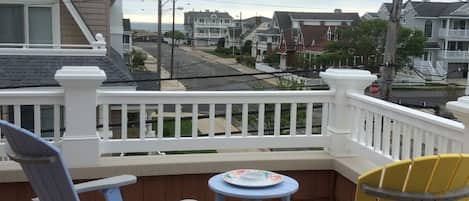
[236,55,256,68]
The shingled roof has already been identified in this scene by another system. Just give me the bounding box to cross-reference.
[289,12,360,22]
[409,1,468,17]
[0,52,134,88]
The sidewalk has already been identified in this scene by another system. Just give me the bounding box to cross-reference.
[180,46,279,86]
[134,47,186,91]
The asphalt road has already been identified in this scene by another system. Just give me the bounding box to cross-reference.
[136,42,271,91]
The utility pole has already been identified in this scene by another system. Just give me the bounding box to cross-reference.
[382,0,402,100]
[170,0,175,79]
[239,12,242,56]
[157,0,162,90]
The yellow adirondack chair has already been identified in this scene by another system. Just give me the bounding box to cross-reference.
[355,154,469,201]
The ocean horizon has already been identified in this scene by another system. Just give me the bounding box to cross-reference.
[131,22,185,33]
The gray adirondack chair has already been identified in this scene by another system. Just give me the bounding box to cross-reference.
[0,120,137,201]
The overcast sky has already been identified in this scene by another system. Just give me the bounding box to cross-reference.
[123,0,456,23]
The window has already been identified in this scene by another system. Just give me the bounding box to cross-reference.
[0,4,55,45]
[199,18,204,23]
[0,4,25,43]
[29,7,53,44]
[442,20,447,28]
[424,20,432,37]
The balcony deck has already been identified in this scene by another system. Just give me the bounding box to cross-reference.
[0,68,467,201]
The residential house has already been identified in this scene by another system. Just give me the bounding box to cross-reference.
[0,0,135,137]
[224,16,271,50]
[256,10,359,69]
[184,10,233,49]
[399,1,469,80]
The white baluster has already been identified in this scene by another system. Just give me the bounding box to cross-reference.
[401,124,411,160]
[53,104,61,143]
[305,103,313,136]
[413,128,423,158]
[175,104,181,138]
[209,104,215,137]
[289,103,297,136]
[242,104,248,137]
[437,136,448,154]
[139,104,146,140]
[14,105,21,127]
[225,104,232,137]
[121,104,127,139]
[374,114,382,152]
[34,105,41,136]
[258,104,265,136]
[365,111,373,147]
[192,104,198,138]
[391,121,401,160]
[274,103,281,136]
[321,103,329,136]
[158,104,164,138]
[382,117,391,156]
[424,132,435,155]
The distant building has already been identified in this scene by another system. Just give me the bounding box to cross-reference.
[184,10,233,49]
[252,10,359,69]
[224,16,271,50]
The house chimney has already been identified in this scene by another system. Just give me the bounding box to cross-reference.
[334,9,342,13]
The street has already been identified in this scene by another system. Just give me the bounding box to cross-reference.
[136,42,272,90]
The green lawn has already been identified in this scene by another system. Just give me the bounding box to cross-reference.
[204,50,236,58]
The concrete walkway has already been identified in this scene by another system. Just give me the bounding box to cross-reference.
[180,46,279,86]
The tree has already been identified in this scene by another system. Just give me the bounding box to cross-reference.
[163,31,185,44]
[241,40,253,56]
[323,19,426,72]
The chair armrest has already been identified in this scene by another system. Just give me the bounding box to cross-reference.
[362,184,469,201]
[75,175,137,194]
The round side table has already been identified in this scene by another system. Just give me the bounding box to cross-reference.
[208,173,299,201]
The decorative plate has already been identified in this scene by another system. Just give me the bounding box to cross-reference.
[223,169,283,187]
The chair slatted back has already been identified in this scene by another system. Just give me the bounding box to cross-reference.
[355,154,469,201]
[0,121,80,201]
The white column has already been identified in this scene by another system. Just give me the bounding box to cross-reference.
[447,97,469,153]
[55,66,106,167]
[320,69,377,157]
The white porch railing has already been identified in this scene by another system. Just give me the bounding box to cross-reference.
[348,93,464,164]
[439,50,469,60]
[0,67,467,167]
[194,33,225,38]
[97,91,333,154]
[439,28,469,39]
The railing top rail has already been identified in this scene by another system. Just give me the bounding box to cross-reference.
[97,90,335,104]
[0,90,64,105]
[0,43,93,48]
[348,92,464,139]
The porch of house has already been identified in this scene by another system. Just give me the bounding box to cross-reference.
[0,67,468,201]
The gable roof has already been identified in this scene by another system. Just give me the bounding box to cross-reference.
[409,1,467,17]
[0,54,135,88]
[384,3,393,11]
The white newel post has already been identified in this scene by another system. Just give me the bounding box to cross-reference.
[320,69,377,157]
[55,66,106,167]
[446,97,469,153]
